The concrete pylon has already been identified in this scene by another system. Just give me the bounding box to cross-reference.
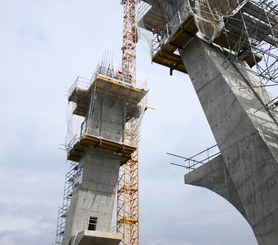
[61,72,147,245]
[179,38,278,245]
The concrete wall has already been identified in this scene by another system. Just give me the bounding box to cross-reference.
[62,148,120,245]
[86,95,126,143]
[179,38,278,245]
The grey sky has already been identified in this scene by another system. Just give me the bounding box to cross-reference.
[0,1,258,245]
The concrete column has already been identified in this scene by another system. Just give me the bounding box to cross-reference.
[179,38,278,245]
[62,148,120,245]
[62,91,125,245]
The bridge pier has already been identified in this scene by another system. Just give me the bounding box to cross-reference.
[180,38,278,245]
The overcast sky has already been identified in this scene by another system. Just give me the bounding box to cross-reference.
[0,1,259,245]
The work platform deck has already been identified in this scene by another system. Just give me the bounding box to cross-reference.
[152,15,197,74]
[141,1,277,74]
[69,74,148,117]
[73,230,122,245]
[67,134,136,165]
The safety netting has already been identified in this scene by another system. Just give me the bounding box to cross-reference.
[137,0,246,43]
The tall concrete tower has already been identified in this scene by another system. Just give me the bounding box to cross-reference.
[138,0,278,244]
[54,63,147,245]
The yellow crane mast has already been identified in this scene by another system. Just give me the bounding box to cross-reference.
[117,0,140,245]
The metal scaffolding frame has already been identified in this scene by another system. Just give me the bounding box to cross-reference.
[224,0,278,86]
[55,162,78,244]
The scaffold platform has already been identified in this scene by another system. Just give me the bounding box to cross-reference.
[68,73,148,118]
[141,0,277,74]
[67,134,136,165]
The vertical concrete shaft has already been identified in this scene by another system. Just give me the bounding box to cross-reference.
[62,149,120,245]
[62,94,125,245]
[179,38,278,245]
[86,95,125,143]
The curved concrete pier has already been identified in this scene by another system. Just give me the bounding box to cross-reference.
[180,38,278,245]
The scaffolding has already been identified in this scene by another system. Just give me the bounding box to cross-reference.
[65,64,147,164]
[55,162,78,244]
[224,0,278,86]
[137,0,277,84]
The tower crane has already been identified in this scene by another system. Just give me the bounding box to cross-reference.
[117,0,140,245]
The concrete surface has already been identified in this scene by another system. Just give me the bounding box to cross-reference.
[86,95,126,143]
[73,230,122,245]
[62,148,121,245]
[180,37,278,245]
[184,155,247,219]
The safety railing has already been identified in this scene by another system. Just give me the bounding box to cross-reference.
[68,76,91,98]
[151,9,191,58]
[68,65,148,101]
[65,134,79,154]
[95,65,148,90]
[137,1,151,22]
[168,144,220,172]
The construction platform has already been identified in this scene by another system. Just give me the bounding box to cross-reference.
[73,230,122,245]
[140,0,277,73]
[68,73,148,118]
[67,134,136,165]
